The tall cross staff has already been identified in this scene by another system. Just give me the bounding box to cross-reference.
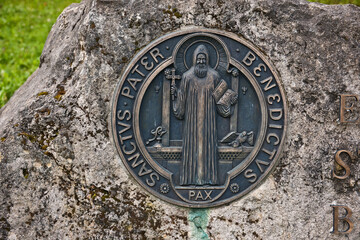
[165,68,181,100]
[162,68,182,146]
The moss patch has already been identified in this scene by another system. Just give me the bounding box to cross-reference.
[189,208,210,240]
[37,91,49,96]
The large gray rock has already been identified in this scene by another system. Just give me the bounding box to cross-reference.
[0,0,359,239]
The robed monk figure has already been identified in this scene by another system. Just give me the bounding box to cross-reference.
[171,44,238,186]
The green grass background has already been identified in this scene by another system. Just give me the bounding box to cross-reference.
[309,0,360,4]
[0,0,359,108]
[0,0,80,108]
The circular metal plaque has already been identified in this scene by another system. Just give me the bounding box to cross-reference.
[111,28,287,208]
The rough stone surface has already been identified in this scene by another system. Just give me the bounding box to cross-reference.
[1,0,360,239]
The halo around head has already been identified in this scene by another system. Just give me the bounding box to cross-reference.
[173,33,230,75]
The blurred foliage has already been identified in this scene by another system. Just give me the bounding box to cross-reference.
[308,0,360,6]
[0,0,80,108]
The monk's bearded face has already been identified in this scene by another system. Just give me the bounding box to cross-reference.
[194,53,208,78]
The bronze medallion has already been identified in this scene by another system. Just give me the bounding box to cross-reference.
[111,28,287,208]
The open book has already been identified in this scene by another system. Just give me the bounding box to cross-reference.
[213,79,238,117]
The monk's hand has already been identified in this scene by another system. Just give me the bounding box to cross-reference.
[170,84,177,98]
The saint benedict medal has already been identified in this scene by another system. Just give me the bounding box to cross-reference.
[111,28,287,208]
